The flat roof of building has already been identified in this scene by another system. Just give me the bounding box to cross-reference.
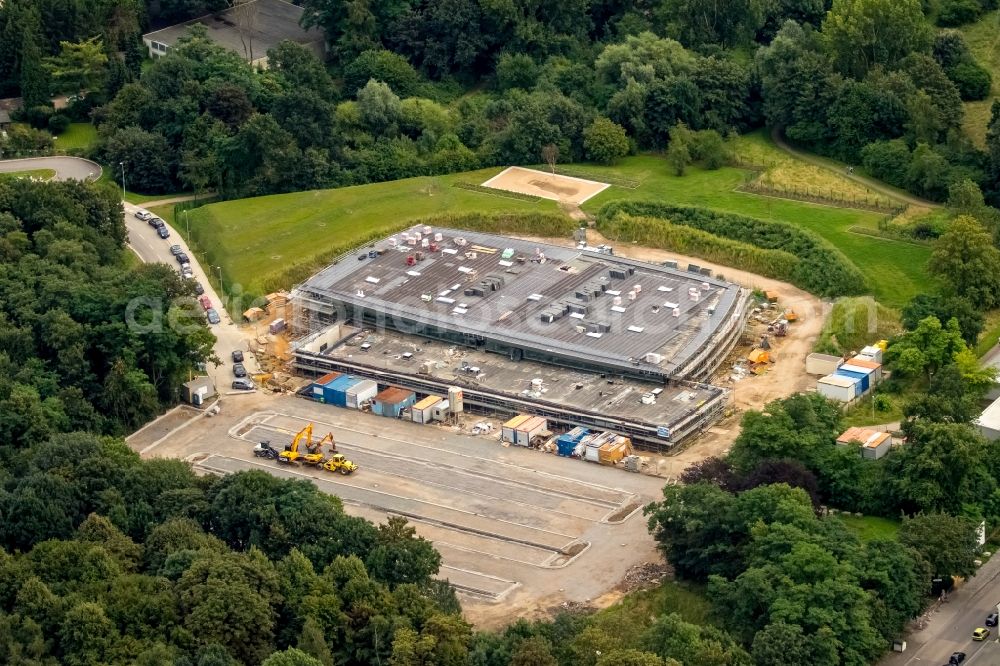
[143,0,323,59]
[320,327,721,429]
[837,427,890,448]
[820,375,856,388]
[976,396,1000,431]
[295,226,746,377]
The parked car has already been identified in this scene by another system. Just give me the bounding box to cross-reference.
[973,628,990,641]
[181,266,193,279]
[949,652,966,665]
[206,308,220,324]
[157,226,170,239]
[198,295,212,311]
[175,252,189,264]
[148,217,164,228]
[986,612,998,627]
[232,362,247,377]
[169,244,182,256]
[232,378,254,391]
[134,210,152,221]
[232,350,244,363]
[192,281,204,295]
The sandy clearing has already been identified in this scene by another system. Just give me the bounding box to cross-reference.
[482,166,611,204]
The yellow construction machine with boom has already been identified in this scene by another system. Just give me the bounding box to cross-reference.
[278,424,325,466]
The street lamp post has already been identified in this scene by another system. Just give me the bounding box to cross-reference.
[184,210,190,243]
[215,265,224,295]
[118,162,126,200]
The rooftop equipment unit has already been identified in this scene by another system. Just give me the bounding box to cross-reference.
[567,302,589,315]
[700,267,712,276]
[609,267,628,280]
[688,263,700,273]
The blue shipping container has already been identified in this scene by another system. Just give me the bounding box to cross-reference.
[555,427,590,457]
[836,368,869,394]
[324,375,361,407]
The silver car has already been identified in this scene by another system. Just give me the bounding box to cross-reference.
[134,210,152,221]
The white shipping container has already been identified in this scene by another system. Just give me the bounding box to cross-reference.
[584,445,601,462]
[860,345,883,363]
[817,374,856,402]
[806,353,843,376]
[514,416,548,446]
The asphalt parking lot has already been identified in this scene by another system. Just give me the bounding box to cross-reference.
[138,393,669,625]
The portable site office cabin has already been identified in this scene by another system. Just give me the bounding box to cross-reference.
[836,367,870,394]
[502,415,531,443]
[411,396,441,424]
[860,345,883,363]
[311,372,342,402]
[372,387,416,418]
[324,375,361,407]
[817,374,857,402]
[514,416,548,446]
[845,357,882,383]
[345,379,378,409]
[806,353,843,376]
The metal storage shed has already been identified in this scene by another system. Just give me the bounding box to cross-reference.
[837,427,892,460]
[502,414,532,443]
[836,367,870,394]
[514,416,548,446]
[845,357,882,383]
[411,396,442,424]
[310,371,341,401]
[817,374,857,402]
[345,379,378,409]
[860,345,883,363]
[324,375,361,407]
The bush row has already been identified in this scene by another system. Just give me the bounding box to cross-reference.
[596,201,868,296]
[602,213,801,282]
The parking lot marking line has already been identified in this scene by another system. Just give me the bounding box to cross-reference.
[241,424,627,520]
[200,455,581,545]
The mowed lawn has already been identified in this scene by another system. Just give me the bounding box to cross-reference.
[577,155,931,307]
[191,144,931,305]
[961,10,1000,147]
[836,514,900,542]
[187,169,554,294]
[54,123,98,152]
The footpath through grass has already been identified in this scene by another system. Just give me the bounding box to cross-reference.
[188,133,932,305]
[960,10,1000,147]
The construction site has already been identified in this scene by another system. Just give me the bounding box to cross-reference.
[289,226,751,451]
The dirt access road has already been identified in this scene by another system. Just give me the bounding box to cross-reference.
[520,228,826,471]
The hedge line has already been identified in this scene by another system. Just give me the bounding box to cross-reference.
[602,214,801,283]
[596,201,868,296]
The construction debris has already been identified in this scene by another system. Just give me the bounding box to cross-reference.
[620,562,672,591]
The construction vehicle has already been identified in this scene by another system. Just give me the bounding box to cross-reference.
[316,432,337,453]
[253,440,279,459]
[322,453,358,475]
[279,424,325,465]
[783,308,798,322]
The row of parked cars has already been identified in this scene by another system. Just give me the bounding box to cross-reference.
[135,209,219,325]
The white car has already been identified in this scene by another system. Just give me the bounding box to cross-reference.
[134,209,152,221]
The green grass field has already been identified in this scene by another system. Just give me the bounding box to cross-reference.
[960,10,1000,147]
[54,122,98,152]
[184,169,552,294]
[836,514,900,541]
[184,133,932,305]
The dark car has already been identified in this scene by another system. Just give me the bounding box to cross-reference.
[157,226,170,239]
[232,350,244,363]
[206,308,220,324]
[192,281,204,295]
[987,612,998,627]
[169,244,182,256]
[232,378,254,391]
[149,217,165,229]
[175,252,189,264]
[950,652,966,665]
[232,362,247,378]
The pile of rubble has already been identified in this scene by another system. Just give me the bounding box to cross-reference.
[620,562,672,591]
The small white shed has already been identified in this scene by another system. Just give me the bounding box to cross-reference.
[817,374,856,402]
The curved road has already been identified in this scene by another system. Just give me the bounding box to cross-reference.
[0,155,255,387]
[0,155,102,181]
[769,127,939,209]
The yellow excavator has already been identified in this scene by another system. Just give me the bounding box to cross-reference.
[278,424,325,466]
[322,453,358,475]
[316,432,337,453]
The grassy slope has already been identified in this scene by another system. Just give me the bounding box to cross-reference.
[0,169,56,180]
[188,169,552,294]
[188,134,931,305]
[960,10,1000,147]
[578,156,930,307]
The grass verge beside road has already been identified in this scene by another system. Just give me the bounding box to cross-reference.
[0,168,56,180]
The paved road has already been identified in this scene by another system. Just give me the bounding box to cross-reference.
[769,127,939,209]
[0,155,101,181]
[123,202,259,388]
[882,555,1000,665]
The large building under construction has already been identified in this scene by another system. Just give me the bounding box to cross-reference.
[290,226,751,450]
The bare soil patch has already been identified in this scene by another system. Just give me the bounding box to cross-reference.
[482,166,610,204]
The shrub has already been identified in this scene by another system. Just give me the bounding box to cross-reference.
[24,105,54,130]
[948,62,993,101]
[597,201,868,296]
[343,50,421,97]
[937,0,984,26]
[47,113,71,135]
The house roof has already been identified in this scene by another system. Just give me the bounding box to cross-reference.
[183,375,214,391]
[143,0,324,62]
[837,427,891,449]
